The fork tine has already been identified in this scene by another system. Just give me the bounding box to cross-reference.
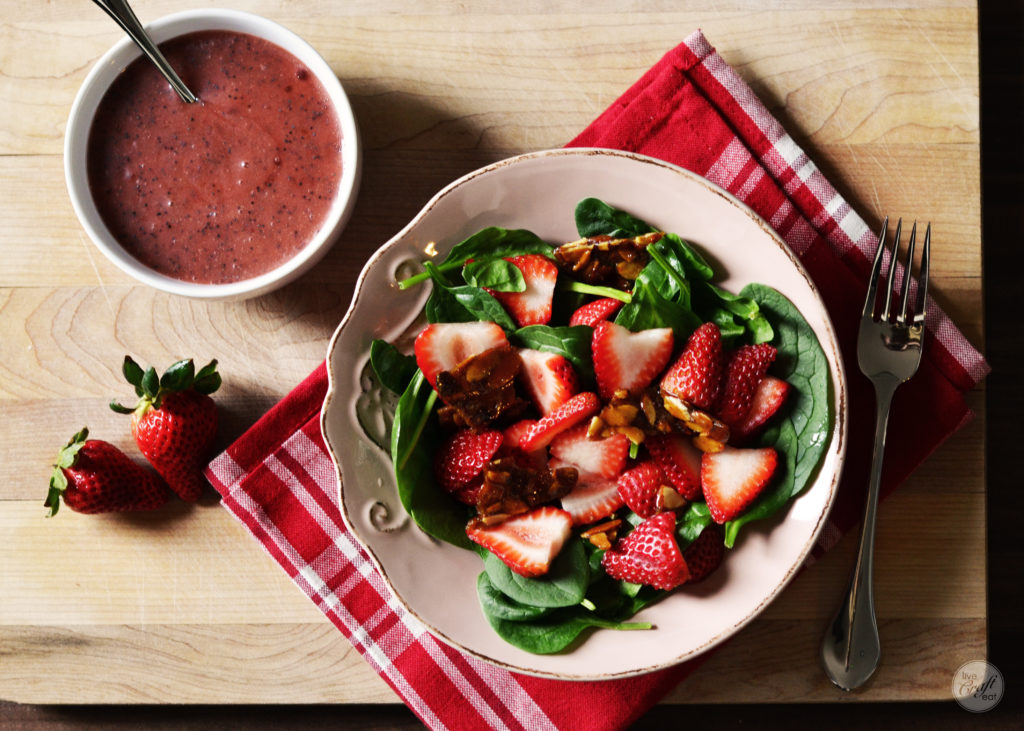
[880,218,902,321]
[862,217,889,319]
[896,221,918,325]
[913,223,931,326]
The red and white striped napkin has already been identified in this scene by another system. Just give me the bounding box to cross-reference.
[205,30,987,731]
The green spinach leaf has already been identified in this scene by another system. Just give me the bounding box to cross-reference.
[390,371,474,550]
[483,538,590,608]
[476,572,554,622]
[369,339,418,395]
[481,604,651,654]
[442,227,554,267]
[463,259,526,292]
[723,284,833,546]
[512,324,595,385]
[423,261,517,331]
[575,197,655,238]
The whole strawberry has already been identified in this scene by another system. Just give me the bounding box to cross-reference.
[45,427,168,516]
[110,356,221,502]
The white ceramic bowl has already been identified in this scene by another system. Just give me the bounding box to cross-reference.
[64,9,361,300]
[322,148,848,679]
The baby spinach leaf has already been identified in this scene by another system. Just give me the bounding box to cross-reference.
[691,279,774,346]
[463,259,526,292]
[482,604,651,655]
[423,262,517,331]
[369,339,418,395]
[615,270,702,340]
[575,197,655,238]
[483,538,590,608]
[660,233,714,281]
[476,572,555,622]
[723,284,833,547]
[512,325,595,385]
[390,371,474,550]
[675,501,714,550]
[442,227,554,267]
[398,227,554,290]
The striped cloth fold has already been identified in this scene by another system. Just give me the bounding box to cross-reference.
[205,30,987,731]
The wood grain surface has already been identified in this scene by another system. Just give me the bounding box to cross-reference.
[0,0,988,718]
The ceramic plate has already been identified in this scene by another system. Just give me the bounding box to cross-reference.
[321,148,847,679]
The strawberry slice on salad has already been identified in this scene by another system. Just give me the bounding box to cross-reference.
[568,297,624,327]
[731,375,790,442]
[701,446,778,523]
[435,428,503,492]
[414,321,509,388]
[548,424,629,479]
[519,391,600,452]
[466,505,573,577]
[616,461,684,519]
[550,458,623,526]
[517,348,579,416]
[486,254,559,328]
[682,524,726,583]
[602,511,690,591]
[592,320,674,400]
[645,432,703,501]
[660,322,724,411]
[715,343,777,429]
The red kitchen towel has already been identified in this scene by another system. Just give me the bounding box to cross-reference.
[205,30,987,731]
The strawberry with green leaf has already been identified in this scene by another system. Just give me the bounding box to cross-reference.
[110,356,221,502]
[45,427,168,516]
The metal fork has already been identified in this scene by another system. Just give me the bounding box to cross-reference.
[820,217,931,691]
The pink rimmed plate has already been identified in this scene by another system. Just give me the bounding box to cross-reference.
[321,148,847,679]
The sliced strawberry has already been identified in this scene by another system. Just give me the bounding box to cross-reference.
[550,458,623,526]
[592,320,674,400]
[682,524,725,583]
[601,511,690,590]
[501,419,547,471]
[452,476,483,506]
[616,461,682,519]
[568,297,624,327]
[731,376,790,442]
[519,391,600,452]
[701,446,778,524]
[660,322,724,411]
[414,321,509,388]
[549,424,629,479]
[715,343,777,429]
[487,255,559,327]
[517,348,579,416]
[466,505,573,577]
[646,433,703,500]
[435,429,503,492]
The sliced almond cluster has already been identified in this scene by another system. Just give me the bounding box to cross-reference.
[553,232,664,289]
[436,345,527,430]
[661,394,730,453]
[475,457,578,525]
[587,387,677,445]
[580,518,623,550]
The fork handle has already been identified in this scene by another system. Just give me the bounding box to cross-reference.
[821,377,898,690]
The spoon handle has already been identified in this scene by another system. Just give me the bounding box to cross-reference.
[91,0,198,103]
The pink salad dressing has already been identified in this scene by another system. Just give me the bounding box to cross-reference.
[87,30,343,284]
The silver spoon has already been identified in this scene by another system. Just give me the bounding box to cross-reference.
[91,0,198,103]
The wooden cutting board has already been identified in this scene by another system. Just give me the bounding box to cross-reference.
[0,0,983,705]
